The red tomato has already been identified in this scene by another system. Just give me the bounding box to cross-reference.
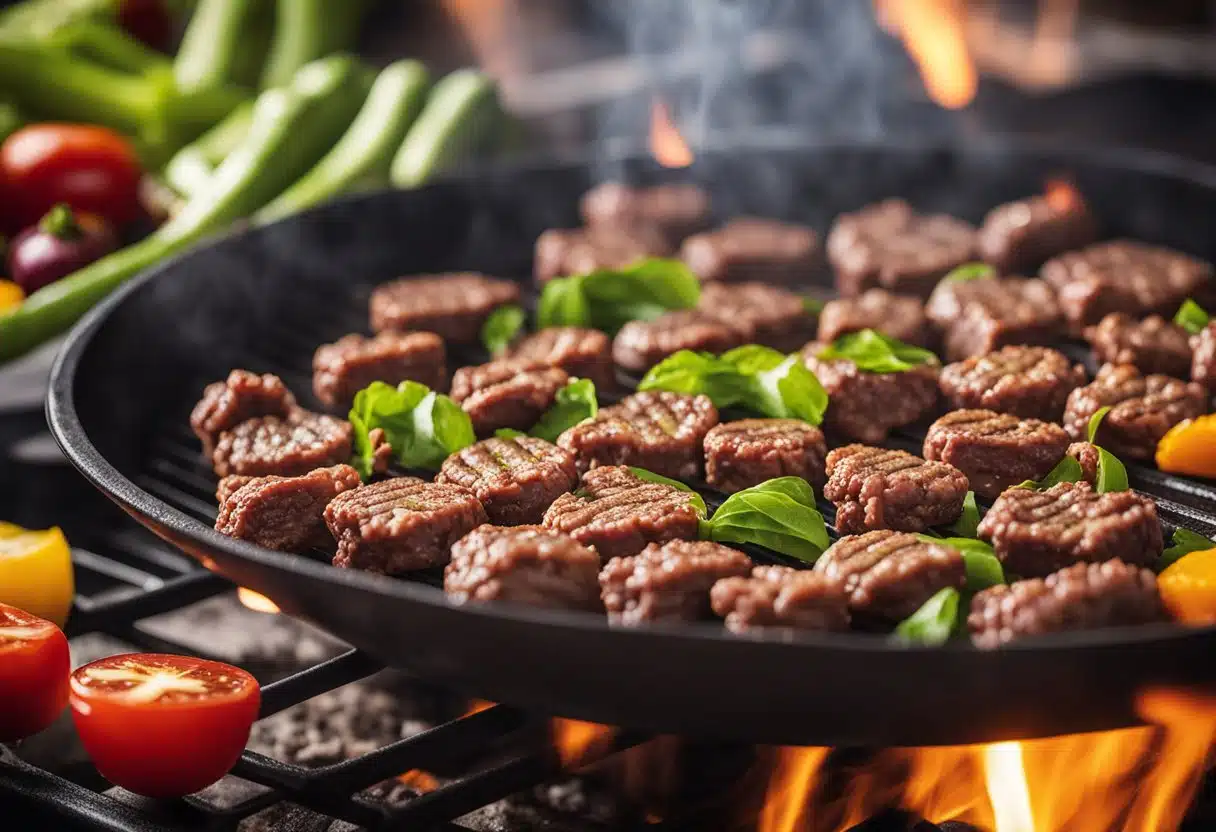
[70,653,260,797]
[1,124,143,230]
[0,603,71,742]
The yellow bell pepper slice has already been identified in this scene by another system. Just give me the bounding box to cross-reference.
[1158,546,1216,626]
[0,280,22,312]
[0,523,74,628]
[1157,415,1216,479]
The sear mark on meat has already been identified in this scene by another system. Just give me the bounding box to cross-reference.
[711,566,851,635]
[215,465,361,552]
[824,445,970,535]
[437,435,578,526]
[599,539,753,625]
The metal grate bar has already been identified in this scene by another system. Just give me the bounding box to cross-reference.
[68,572,231,633]
[71,547,164,592]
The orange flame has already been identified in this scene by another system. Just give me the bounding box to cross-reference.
[552,718,616,770]
[398,769,441,793]
[649,98,694,169]
[876,0,977,109]
[1044,178,1082,212]
[236,587,280,614]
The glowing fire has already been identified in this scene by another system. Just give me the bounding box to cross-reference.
[398,768,440,793]
[552,718,616,769]
[875,0,977,109]
[236,587,280,614]
[649,98,694,169]
[1044,178,1082,212]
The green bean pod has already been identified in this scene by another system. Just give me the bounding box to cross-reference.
[260,0,367,90]
[390,69,501,189]
[163,99,254,197]
[174,0,265,93]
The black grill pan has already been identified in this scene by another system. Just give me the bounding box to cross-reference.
[47,134,1216,747]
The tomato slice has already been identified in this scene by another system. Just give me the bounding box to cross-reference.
[70,653,260,797]
[0,603,70,742]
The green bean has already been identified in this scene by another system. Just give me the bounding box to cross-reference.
[390,69,501,188]
[163,99,254,197]
[174,0,264,93]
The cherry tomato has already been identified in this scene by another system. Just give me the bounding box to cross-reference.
[1,124,143,230]
[0,603,71,742]
[70,653,260,797]
[117,0,174,53]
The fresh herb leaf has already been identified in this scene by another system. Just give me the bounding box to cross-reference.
[1017,456,1085,490]
[494,428,527,439]
[1087,406,1112,443]
[1160,528,1216,570]
[942,262,996,283]
[815,329,938,374]
[536,258,700,334]
[481,304,525,356]
[802,296,826,315]
[893,587,960,646]
[530,379,598,443]
[946,491,981,538]
[349,381,475,478]
[1094,446,1129,494]
[918,535,1004,592]
[1174,299,1211,336]
[628,467,708,518]
[703,477,830,563]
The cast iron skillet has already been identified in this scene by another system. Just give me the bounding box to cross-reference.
[47,133,1216,748]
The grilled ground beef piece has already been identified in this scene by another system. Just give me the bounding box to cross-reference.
[325,478,488,574]
[216,475,254,504]
[703,419,827,493]
[1066,442,1100,487]
[1194,322,1216,394]
[312,331,447,409]
[1040,240,1215,329]
[612,309,746,374]
[802,345,939,443]
[969,559,1165,648]
[814,530,966,623]
[977,191,1098,273]
[827,199,977,298]
[824,445,969,535]
[370,273,520,343]
[542,465,703,559]
[939,345,1086,421]
[533,225,672,284]
[580,182,711,245]
[444,524,601,611]
[710,566,851,634]
[599,540,752,625]
[436,435,578,526]
[977,481,1162,577]
[1083,313,1193,378]
[215,465,361,552]
[191,370,297,456]
[817,289,932,348]
[556,391,719,480]
[449,360,571,436]
[922,410,1070,500]
[212,413,352,478]
[505,327,614,389]
[926,276,1063,361]
[697,281,816,352]
[680,217,819,284]
[1063,363,1207,461]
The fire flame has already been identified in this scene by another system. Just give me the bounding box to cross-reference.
[1044,178,1082,212]
[876,0,977,109]
[552,718,616,770]
[398,768,440,793]
[649,98,694,169]
[236,587,280,614]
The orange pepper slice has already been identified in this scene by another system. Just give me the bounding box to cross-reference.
[0,280,23,313]
[1159,547,1216,625]
[1156,415,1216,479]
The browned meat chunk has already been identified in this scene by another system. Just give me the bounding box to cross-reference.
[599,540,752,625]
[370,273,520,343]
[814,530,966,623]
[436,435,578,526]
[506,327,614,390]
[1193,322,1216,394]
[827,199,977,298]
[922,410,1070,501]
[449,360,570,436]
[703,419,827,493]
[1067,441,1101,487]
[325,478,488,574]
[710,566,850,634]
[697,281,816,352]
[926,276,1062,361]
[1083,313,1193,378]
[817,289,931,348]
[216,475,254,504]
[191,370,297,456]
[580,182,711,245]
[1063,363,1207,461]
[215,465,361,552]
[939,345,1086,421]
[542,465,702,559]
[969,559,1165,648]
[533,225,672,284]
[1041,240,1215,329]
[612,309,746,374]
[680,217,819,284]
[977,190,1098,273]
[312,331,447,409]
[444,525,601,611]
[802,345,939,444]
[212,413,352,478]
[977,481,1162,577]
[556,391,718,480]
[824,445,969,535]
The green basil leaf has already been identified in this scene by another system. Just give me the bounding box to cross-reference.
[530,379,599,443]
[1017,455,1084,490]
[893,587,960,646]
[1174,298,1211,336]
[758,354,830,425]
[942,262,996,283]
[1087,405,1112,443]
[537,274,592,329]
[802,296,826,315]
[815,329,938,374]
[1160,527,1216,570]
[1094,446,1129,494]
[705,477,829,563]
[348,380,475,478]
[480,304,525,356]
[946,491,981,538]
[537,258,700,334]
[918,535,1004,592]
[628,466,708,518]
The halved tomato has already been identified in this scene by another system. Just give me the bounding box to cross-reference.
[0,602,70,742]
[69,653,260,797]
